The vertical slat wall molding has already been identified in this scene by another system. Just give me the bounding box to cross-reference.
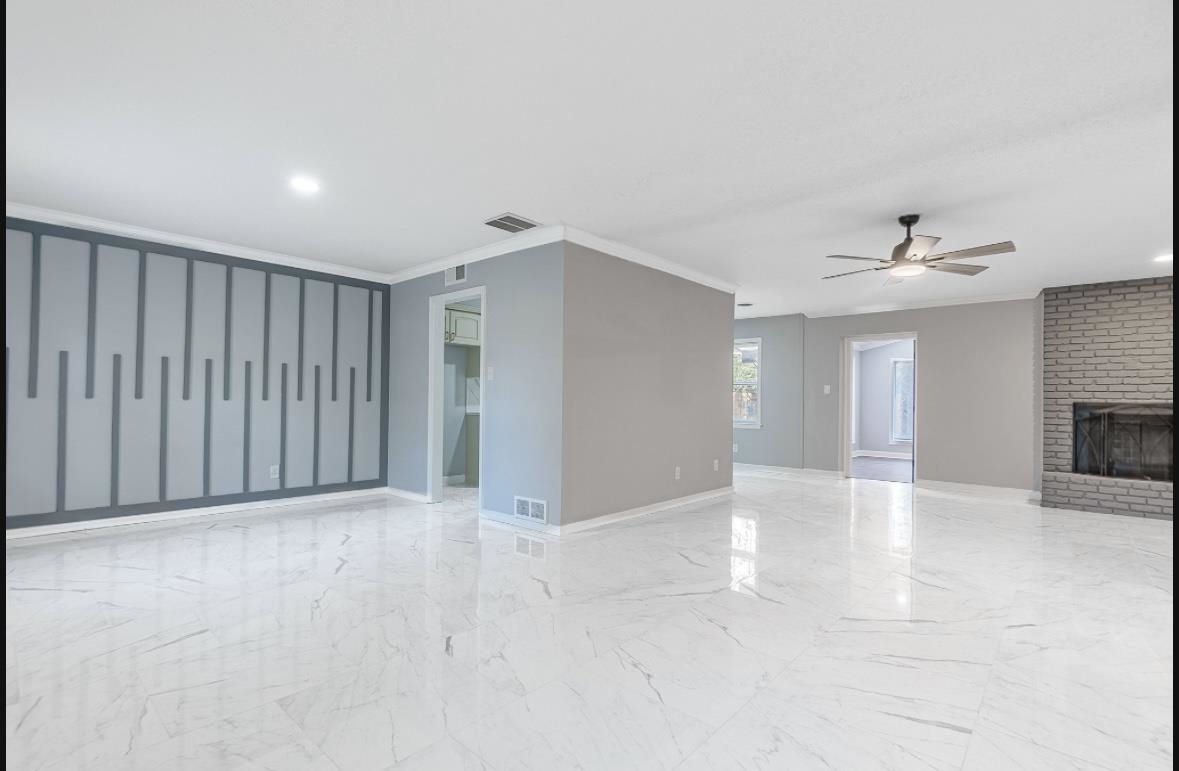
[4,217,390,528]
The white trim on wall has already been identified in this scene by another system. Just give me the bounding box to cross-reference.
[840,332,919,481]
[9,203,739,297]
[562,226,738,294]
[733,337,763,429]
[387,224,739,294]
[386,486,431,503]
[801,290,1043,319]
[6,488,393,541]
[479,486,734,536]
[852,450,913,460]
[428,286,487,506]
[5,202,395,283]
[389,225,567,285]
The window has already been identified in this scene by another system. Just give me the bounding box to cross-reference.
[733,338,761,428]
[890,358,914,443]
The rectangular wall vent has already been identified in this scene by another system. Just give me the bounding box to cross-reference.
[513,495,548,524]
[444,264,467,285]
[484,213,540,233]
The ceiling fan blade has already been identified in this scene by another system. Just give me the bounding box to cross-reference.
[906,235,941,261]
[821,266,890,280]
[928,262,989,276]
[826,254,889,262]
[883,275,905,287]
[926,241,1015,262]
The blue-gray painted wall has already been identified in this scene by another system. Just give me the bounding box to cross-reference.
[5,218,388,528]
[387,242,565,522]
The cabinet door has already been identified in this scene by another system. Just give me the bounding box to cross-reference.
[450,309,481,346]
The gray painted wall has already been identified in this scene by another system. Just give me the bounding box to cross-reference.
[856,339,914,455]
[5,219,387,528]
[387,242,565,522]
[442,344,468,476]
[802,299,1039,489]
[731,315,805,468]
[561,243,734,525]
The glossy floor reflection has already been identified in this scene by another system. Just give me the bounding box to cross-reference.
[6,470,1173,770]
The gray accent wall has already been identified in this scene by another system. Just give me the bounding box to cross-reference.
[387,242,566,522]
[561,243,734,526]
[5,218,388,528]
[731,315,805,468]
[856,339,914,455]
[802,299,1040,489]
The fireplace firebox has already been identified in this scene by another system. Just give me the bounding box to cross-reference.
[1073,403,1174,481]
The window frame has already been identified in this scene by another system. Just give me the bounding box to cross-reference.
[889,357,915,444]
[733,337,763,430]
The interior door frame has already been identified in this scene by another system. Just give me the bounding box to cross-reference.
[839,332,918,481]
[427,286,486,505]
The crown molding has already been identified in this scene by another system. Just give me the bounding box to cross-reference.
[7,202,740,294]
[5,202,396,284]
[735,289,1044,320]
[563,226,738,294]
[384,225,567,285]
[386,223,739,294]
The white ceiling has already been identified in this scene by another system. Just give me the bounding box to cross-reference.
[5,1,1173,317]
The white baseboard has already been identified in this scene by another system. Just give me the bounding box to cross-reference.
[478,486,734,537]
[734,463,802,474]
[443,474,467,485]
[852,450,913,460]
[914,478,1041,505]
[479,508,560,535]
[386,486,432,503]
[6,488,393,541]
[560,487,734,534]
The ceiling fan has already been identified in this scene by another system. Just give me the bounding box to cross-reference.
[823,214,1015,285]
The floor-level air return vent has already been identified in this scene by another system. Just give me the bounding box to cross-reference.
[513,495,548,524]
[484,213,540,233]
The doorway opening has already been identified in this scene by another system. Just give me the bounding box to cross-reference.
[842,334,916,483]
[427,287,485,506]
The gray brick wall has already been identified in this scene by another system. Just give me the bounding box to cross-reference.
[1041,276,1173,518]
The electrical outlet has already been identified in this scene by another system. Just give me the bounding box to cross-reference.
[674,466,681,480]
[823,384,832,395]
[713,459,719,471]
[487,366,495,381]
[269,464,280,479]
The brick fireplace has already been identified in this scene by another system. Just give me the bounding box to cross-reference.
[1041,276,1173,518]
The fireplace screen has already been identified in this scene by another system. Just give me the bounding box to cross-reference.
[1073,403,1174,481]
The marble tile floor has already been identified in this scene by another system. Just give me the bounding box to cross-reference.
[5,470,1172,770]
[851,455,914,483]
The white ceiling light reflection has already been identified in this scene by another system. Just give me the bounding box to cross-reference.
[730,512,759,591]
[888,484,913,556]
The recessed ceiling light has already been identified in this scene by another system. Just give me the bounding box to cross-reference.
[289,175,321,195]
[1155,253,1173,263]
[737,302,753,307]
[890,263,926,277]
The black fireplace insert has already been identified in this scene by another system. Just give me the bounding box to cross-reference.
[1073,402,1174,481]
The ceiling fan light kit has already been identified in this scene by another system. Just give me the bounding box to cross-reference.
[822,214,1016,285]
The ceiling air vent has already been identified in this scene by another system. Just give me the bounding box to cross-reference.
[484,213,540,233]
[444,264,467,286]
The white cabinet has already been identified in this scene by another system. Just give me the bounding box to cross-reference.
[445,308,481,346]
